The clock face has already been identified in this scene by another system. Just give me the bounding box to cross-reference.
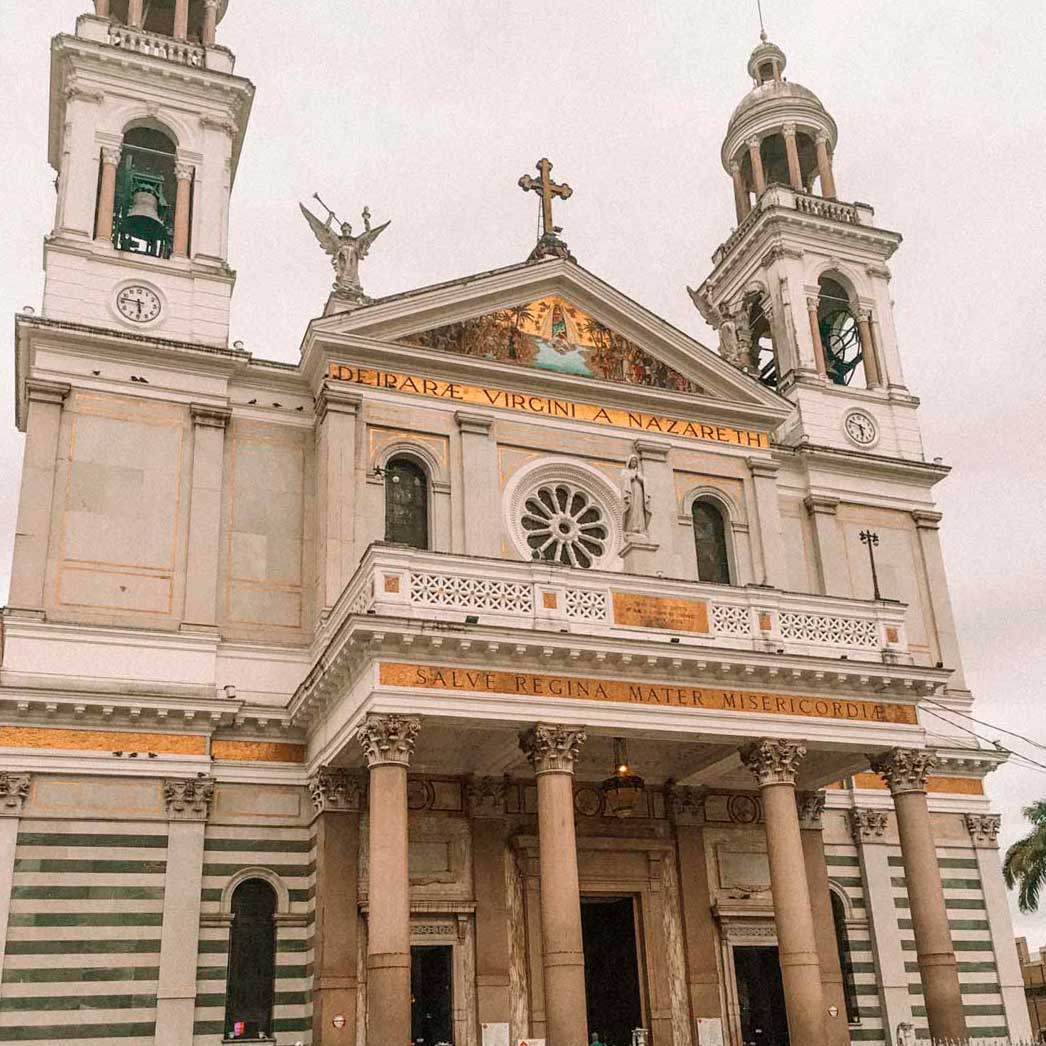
[844,410,878,446]
[115,285,161,323]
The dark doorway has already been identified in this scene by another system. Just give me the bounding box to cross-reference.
[581,897,643,1046]
[411,945,454,1046]
[734,946,789,1046]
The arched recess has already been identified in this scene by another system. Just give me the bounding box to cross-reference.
[383,456,431,550]
[224,877,278,1040]
[680,487,750,586]
[828,883,861,1024]
[219,865,291,916]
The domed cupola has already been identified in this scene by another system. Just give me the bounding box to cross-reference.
[722,35,840,222]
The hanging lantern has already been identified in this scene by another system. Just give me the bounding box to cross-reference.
[601,738,645,817]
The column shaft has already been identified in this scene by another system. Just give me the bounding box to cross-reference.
[747,459,789,589]
[95,150,120,242]
[894,789,966,1040]
[748,138,767,195]
[95,0,111,16]
[857,312,882,387]
[816,135,837,199]
[731,163,751,222]
[783,127,803,191]
[172,165,193,258]
[173,0,189,39]
[128,0,144,28]
[182,405,229,630]
[471,794,512,1022]
[807,298,828,377]
[203,0,218,45]
[8,382,70,612]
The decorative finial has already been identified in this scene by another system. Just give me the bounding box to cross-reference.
[300,193,390,307]
[518,158,575,262]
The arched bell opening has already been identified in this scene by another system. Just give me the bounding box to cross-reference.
[108,0,215,42]
[759,133,790,189]
[747,295,777,389]
[817,276,866,387]
[795,132,820,190]
[111,126,178,259]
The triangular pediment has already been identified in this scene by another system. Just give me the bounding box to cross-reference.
[306,259,789,416]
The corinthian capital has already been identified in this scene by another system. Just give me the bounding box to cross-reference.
[796,790,826,830]
[964,812,1001,848]
[174,161,195,182]
[466,776,507,819]
[666,783,705,827]
[101,145,122,166]
[850,807,889,843]
[164,776,215,821]
[358,713,420,768]
[0,773,31,817]
[869,748,937,795]
[308,767,363,813]
[741,739,806,787]
[519,724,586,775]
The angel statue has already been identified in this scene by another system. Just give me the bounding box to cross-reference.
[300,193,390,302]
[620,453,652,537]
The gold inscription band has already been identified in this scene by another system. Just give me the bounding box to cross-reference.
[378,663,919,725]
[328,362,769,448]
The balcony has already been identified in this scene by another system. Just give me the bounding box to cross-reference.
[73,14,236,74]
[713,185,876,264]
[333,544,910,665]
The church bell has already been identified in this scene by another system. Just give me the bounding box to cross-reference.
[124,190,166,241]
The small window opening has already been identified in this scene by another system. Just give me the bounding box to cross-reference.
[692,500,731,584]
[384,457,430,550]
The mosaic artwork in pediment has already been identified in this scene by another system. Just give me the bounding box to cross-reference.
[396,296,705,394]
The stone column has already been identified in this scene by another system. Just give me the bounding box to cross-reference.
[95,0,111,17]
[519,724,588,1046]
[965,814,1034,1042]
[747,137,767,196]
[309,768,364,1046]
[871,749,967,1042]
[803,496,852,598]
[128,0,144,28]
[173,0,189,39]
[8,380,71,613]
[730,161,751,222]
[783,123,804,191]
[468,777,512,1024]
[202,0,219,46]
[456,411,500,557]
[797,793,851,1046]
[850,808,915,1036]
[806,296,829,377]
[172,162,194,258]
[856,310,882,387]
[815,132,837,199]
[155,778,214,1046]
[667,785,722,1020]
[94,145,121,242]
[316,386,362,614]
[360,714,420,1046]
[741,740,828,1046]
[747,458,789,589]
[182,404,230,631]
[911,510,967,690]
[0,774,31,984]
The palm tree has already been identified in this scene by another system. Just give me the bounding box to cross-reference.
[1003,799,1046,912]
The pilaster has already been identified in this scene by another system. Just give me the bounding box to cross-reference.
[0,774,31,986]
[911,510,967,689]
[747,458,789,588]
[182,403,230,631]
[804,495,851,597]
[9,381,71,612]
[455,411,500,558]
[155,777,214,1046]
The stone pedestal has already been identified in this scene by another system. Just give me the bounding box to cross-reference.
[361,714,421,1046]
[520,724,588,1046]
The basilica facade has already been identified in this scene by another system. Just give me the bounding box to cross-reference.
[0,4,1030,1046]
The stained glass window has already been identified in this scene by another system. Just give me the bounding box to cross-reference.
[692,500,731,584]
[224,879,277,1040]
[385,458,429,550]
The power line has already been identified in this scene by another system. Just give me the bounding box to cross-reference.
[921,696,1046,754]
[919,702,1046,777]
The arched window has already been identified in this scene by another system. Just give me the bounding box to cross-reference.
[747,296,777,388]
[692,500,731,584]
[817,276,865,387]
[830,889,860,1024]
[111,127,177,258]
[225,879,277,1040]
[384,457,430,550]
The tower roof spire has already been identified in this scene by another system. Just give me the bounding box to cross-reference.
[757,0,768,41]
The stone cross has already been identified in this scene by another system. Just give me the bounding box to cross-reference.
[518,158,573,237]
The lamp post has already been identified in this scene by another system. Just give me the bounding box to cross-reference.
[859,530,882,600]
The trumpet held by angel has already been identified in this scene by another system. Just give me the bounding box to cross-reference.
[300,193,390,300]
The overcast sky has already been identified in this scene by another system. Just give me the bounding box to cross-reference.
[4,1,1045,944]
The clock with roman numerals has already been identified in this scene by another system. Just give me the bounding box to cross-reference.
[115,285,162,324]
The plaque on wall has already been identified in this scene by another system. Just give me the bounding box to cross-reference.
[482,1024,509,1046]
[612,592,710,633]
[696,1018,724,1046]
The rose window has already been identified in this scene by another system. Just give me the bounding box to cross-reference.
[521,482,609,568]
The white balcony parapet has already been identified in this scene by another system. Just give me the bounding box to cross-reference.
[335,545,910,664]
[107,25,205,67]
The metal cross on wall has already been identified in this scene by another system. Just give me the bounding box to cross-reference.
[518,157,575,262]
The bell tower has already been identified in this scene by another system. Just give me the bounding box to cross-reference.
[691,35,923,460]
[42,0,254,346]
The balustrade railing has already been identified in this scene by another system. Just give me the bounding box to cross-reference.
[336,546,909,662]
[108,25,205,67]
